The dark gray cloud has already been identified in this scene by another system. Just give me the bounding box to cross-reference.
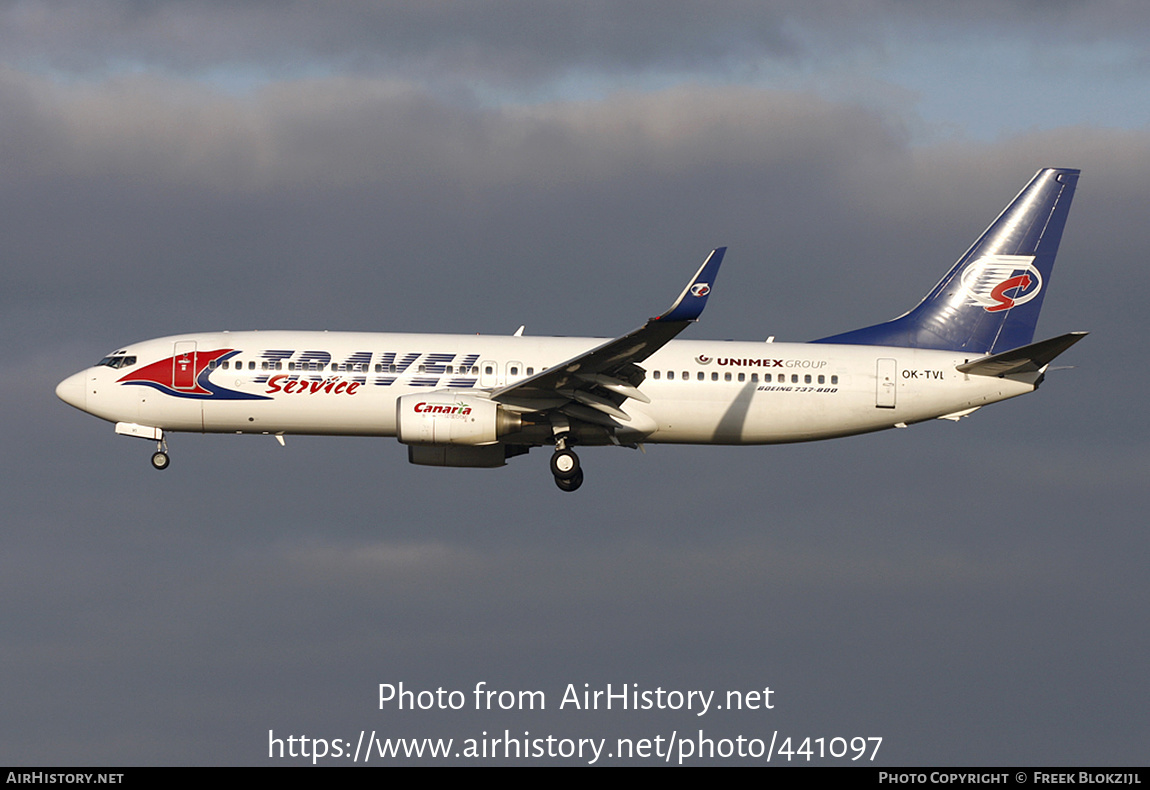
[0,1,798,83]
[4,71,1147,346]
[2,5,1148,766]
[4,1,1150,88]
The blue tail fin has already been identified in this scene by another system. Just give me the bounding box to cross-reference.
[813,168,1079,354]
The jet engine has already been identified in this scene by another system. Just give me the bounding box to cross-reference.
[396,392,522,446]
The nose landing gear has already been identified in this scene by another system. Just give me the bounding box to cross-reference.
[150,438,170,471]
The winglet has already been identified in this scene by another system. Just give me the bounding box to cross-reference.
[654,247,726,323]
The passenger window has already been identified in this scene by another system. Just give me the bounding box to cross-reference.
[831,375,839,385]
[738,373,745,382]
[526,367,534,376]
[653,371,661,380]
[711,372,718,381]
[818,375,825,384]
[510,366,519,376]
[804,374,811,384]
[668,371,675,380]
[725,372,732,382]
[751,373,758,382]
[791,374,798,383]
[698,372,705,381]
[682,371,688,380]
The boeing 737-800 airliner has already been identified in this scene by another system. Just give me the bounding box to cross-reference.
[57,168,1086,491]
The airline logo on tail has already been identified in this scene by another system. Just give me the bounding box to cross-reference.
[959,255,1043,313]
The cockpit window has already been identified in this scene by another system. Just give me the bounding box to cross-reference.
[96,355,137,369]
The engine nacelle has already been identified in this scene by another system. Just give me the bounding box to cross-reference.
[407,445,508,468]
[396,392,522,446]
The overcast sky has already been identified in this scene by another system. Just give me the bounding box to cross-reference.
[3,1,1147,766]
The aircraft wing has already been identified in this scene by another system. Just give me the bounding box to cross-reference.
[489,248,725,425]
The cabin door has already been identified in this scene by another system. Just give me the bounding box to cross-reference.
[876,358,897,408]
[173,341,198,391]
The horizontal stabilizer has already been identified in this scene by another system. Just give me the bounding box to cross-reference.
[956,332,1087,377]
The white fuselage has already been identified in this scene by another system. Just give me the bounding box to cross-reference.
[61,330,1036,445]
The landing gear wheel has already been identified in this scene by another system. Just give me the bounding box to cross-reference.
[554,468,584,492]
[151,451,170,471]
[550,448,580,480]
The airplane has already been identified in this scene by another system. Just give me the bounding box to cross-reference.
[57,167,1086,492]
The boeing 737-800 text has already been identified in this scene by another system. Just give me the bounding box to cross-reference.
[57,168,1086,491]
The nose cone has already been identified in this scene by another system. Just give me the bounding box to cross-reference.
[56,371,88,411]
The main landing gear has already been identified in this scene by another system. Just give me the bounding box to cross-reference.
[554,468,584,492]
[550,436,583,492]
